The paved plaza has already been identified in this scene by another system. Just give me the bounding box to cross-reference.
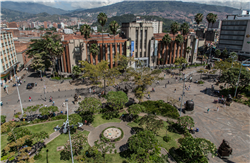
[1,66,249,162]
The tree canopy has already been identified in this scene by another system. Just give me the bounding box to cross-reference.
[139,114,164,134]
[78,97,102,113]
[105,91,128,110]
[178,116,194,129]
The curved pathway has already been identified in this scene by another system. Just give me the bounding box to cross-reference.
[88,122,132,152]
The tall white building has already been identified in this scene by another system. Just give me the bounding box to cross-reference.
[135,16,163,34]
[0,31,18,80]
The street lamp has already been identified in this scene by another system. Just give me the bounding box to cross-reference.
[180,73,186,117]
[13,65,23,115]
[40,70,46,101]
[234,59,250,98]
[63,99,74,163]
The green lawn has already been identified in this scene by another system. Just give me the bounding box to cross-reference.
[1,135,8,151]
[92,114,122,127]
[22,120,65,135]
[106,153,128,163]
[35,130,90,163]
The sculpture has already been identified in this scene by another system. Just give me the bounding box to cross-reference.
[218,139,232,157]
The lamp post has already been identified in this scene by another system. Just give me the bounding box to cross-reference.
[63,99,74,163]
[180,73,186,117]
[13,65,23,115]
[234,59,250,98]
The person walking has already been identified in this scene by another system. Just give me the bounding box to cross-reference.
[24,79,26,83]
[179,97,181,101]
[52,101,55,106]
[174,88,176,93]
[29,96,31,102]
[217,107,219,112]
[50,96,53,102]
[165,84,167,88]
[148,94,150,99]
[89,88,92,93]
[207,108,210,113]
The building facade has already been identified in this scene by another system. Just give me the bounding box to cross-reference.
[218,9,250,59]
[60,34,127,73]
[0,31,18,80]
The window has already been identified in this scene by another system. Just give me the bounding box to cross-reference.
[140,52,142,57]
[1,59,3,63]
[5,57,7,61]
[112,44,115,52]
[136,52,138,58]
[108,45,110,61]
[122,44,124,55]
[144,30,147,49]
[75,47,80,52]
[98,46,101,61]
[144,52,146,57]
[136,30,138,49]
[2,65,5,70]
[117,44,119,53]
[140,30,143,49]
[103,45,106,60]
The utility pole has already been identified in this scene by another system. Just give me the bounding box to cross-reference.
[63,99,74,163]
[13,65,23,115]
[180,73,186,117]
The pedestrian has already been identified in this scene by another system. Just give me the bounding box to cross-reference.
[45,104,47,107]
[52,101,55,106]
[165,84,167,88]
[50,96,52,102]
[29,96,31,102]
[223,103,226,108]
[174,88,176,93]
[183,92,185,96]
[24,79,26,83]
[85,120,87,125]
[148,94,150,99]
[164,74,166,77]
[156,81,159,85]
[60,110,63,114]
[179,97,181,101]
[89,88,92,93]
[168,81,169,84]
[207,108,210,113]
[98,93,101,98]
[217,107,219,112]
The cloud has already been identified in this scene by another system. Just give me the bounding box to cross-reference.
[182,0,250,9]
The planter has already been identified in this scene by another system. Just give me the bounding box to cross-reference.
[100,126,124,142]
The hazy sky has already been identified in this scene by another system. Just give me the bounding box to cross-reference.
[1,0,250,10]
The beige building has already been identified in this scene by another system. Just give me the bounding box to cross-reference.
[0,31,18,80]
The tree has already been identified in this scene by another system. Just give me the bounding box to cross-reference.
[139,114,164,134]
[24,105,42,116]
[1,115,6,123]
[39,106,59,120]
[128,104,145,116]
[211,14,217,28]
[97,12,108,55]
[7,127,32,143]
[32,131,49,155]
[175,57,187,73]
[129,61,162,102]
[206,13,214,31]
[186,46,191,61]
[80,24,91,40]
[229,52,238,67]
[162,34,172,65]
[90,43,99,64]
[215,49,221,58]
[69,114,82,127]
[105,91,128,110]
[175,34,184,59]
[180,22,189,35]
[109,20,119,66]
[221,48,229,58]
[80,60,100,84]
[178,137,217,163]
[220,67,250,97]
[194,13,203,31]
[60,132,87,160]
[170,22,179,39]
[78,97,102,113]
[128,130,160,162]
[72,65,81,76]
[178,116,194,129]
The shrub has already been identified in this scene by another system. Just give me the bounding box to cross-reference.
[34,153,42,160]
[197,81,204,84]
[163,136,171,142]
[101,108,119,120]
[140,100,179,119]
[1,155,9,161]
[60,150,71,160]
[1,115,6,123]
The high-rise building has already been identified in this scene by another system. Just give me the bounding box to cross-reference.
[218,9,250,60]
[0,31,18,80]
[53,23,57,28]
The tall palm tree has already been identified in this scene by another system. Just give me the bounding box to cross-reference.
[80,24,91,62]
[171,22,179,63]
[90,43,99,65]
[109,20,119,67]
[185,46,192,63]
[175,34,184,59]
[206,13,214,31]
[162,34,172,65]
[194,13,203,31]
[97,13,107,60]
[180,23,190,36]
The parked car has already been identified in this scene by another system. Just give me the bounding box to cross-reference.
[26,83,35,89]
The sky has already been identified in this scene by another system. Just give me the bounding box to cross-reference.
[1,0,250,11]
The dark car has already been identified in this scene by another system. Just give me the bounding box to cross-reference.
[26,83,34,89]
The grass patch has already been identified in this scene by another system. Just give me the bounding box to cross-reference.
[106,153,128,163]
[1,135,8,151]
[22,120,65,135]
[35,130,90,163]
[92,114,121,127]
[51,76,72,80]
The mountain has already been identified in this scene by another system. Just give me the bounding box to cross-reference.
[92,14,175,33]
[1,1,69,15]
[1,8,70,22]
[65,1,237,23]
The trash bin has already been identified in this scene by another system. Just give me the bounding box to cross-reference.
[196,128,199,132]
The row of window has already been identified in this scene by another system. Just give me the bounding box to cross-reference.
[222,20,248,26]
[135,29,148,49]
[2,58,17,71]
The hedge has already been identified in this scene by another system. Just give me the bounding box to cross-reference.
[140,100,179,119]
[100,126,124,142]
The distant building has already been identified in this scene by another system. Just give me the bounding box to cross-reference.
[0,31,19,81]
[218,9,250,59]
[58,23,62,29]
[63,29,73,34]
[134,16,163,34]
[91,26,97,33]
[44,21,47,29]
[15,41,32,71]
[7,22,18,28]
[61,22,64,29]
[53,23,57,28]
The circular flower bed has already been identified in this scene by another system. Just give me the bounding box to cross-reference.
[100,126,124,142]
